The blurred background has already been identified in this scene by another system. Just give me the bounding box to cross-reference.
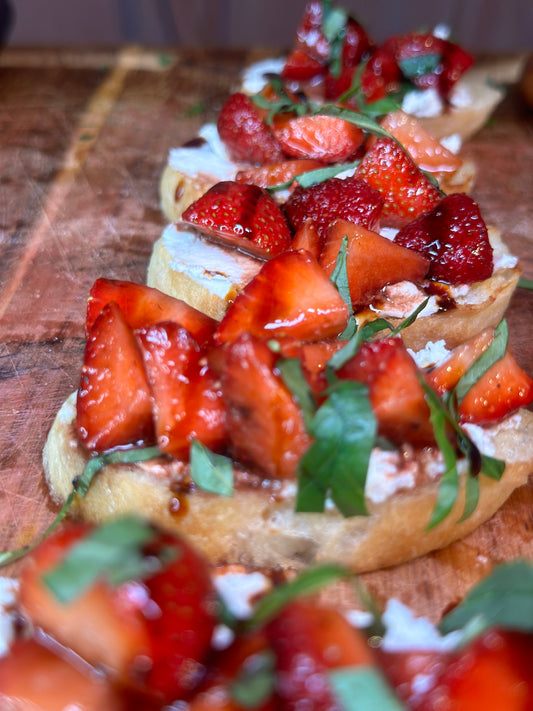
[3,0,533,53]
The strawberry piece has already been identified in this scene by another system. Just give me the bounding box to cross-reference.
[323,17,374,99]
[439,41,475,97]
[19,520,218,704]
[337,337,435,447]
[213,249,350,345]
[394,193,493,284]
[360,46,402,103]
[86,278,217,345]
[319,219,429,305]
[378,110,463,174]
[221,334,311,479]
[272,113,365,163]
[355,137,442,227]
[236,158,326,189]
[0,636,128,710]
[282,0,329,72]
[182,180,292,258]
[137,322,227,459]
[265,599,376,709]
[377,647,448,710]
[282,47,325,81]
[291,217,321,259]
[76,301,154,452]
[284,175,383,242]
[217,92,284,164]
[424,629,533,710]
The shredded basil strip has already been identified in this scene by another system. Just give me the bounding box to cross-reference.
[330,666,407,711]
[267,161,360,194]
[454,319,508,403]
[518,276,533,290]
[398,53,442,79]
[248,562,353,628]
[277,358,317,429]
[440,560,533,636]
[322,4,348,78]
[329,235,357,339]
[0,445,162,567]
[190,439,234,496]
[42,515,170,604]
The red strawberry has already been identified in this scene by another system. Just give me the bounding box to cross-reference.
[323,17,374,99]
[76,301,154,452]
[355,137,442,227]
[182,181,292,258]
[377,647,448,710]
[19,519,219,704]
[424,629,533,710]
[291,217,321,259]
[213,249,350,345]
[86,278,217,345]
[265,599,376,710]
[394,193,493,284]
[283,0,329,71]
[137,322,227,459]
[236,158,326,189]
[360,46,402,103]
[284,175,383,242]
[319,218,429,305]
[272,113,365,163]
[337,337,435,447]
[217,93,284,165]
[282,47,325,81]
[221,334,311,479]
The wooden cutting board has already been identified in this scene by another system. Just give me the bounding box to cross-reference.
[1,45,532,622]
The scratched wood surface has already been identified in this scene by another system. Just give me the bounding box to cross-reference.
[0,46,532,621]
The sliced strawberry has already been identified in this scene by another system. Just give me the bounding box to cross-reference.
[424,629,533,710]
[182,181,292,258]
[283,0,329,70]
[337,337,435,447]
[86,278,217,345]
[378,110,463,174]
[235,158,326,189]
[265,599,376,709]
[272,113,365,163]
[355,137,442,227]
[291,217,321,259]
[282,47,325,81]
[427,328,496,395]
[19,520,218,704]
[214,249,349,345]
[217,92,284,164]
[76,301,154,452]
[137,322,227,459]
[284,175,383,242]
[394,193,493,284]
[360,46,402,103]
[319,218,429,305]
[221,334,311,479]
[0,635,129,710]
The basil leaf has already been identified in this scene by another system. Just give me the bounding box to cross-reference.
[330,666,407,710]
[249,563,352,627]
[454,319,508,403]
[267,161,360,194]
[277,357,316,429]
[398,53,442,79]
[42,516,165,604]
[190,439,234,496]
[440,560,533,635]
[230,650,276,708]
[316,103,395,141]
[329,235,358,339]
[479,453,505,481]
[518,276,533,290]
[389,297,430,336]
[457,470,480,523]
[323,6,348,78]
[297,381,375,517]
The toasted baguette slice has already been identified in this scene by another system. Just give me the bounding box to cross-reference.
[147,223,521,350]
[43,393,533,573]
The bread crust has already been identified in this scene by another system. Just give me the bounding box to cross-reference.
[43,393,533,573]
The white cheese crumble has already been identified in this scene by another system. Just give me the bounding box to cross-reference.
[402,87,444,119]
[168,141,237,182]
[240,57,287,94]
[409,339,450,369]
[381,599,462,653]
[213,569,272,620]
[0,578,19,658]
[372,281,440,320]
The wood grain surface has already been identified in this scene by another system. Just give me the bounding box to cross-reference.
[1,45,532,622]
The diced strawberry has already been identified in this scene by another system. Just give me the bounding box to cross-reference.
[76,301,154,452]
[394,193,493,284]
[284,175,383,242]
[19,520,218,704]
[337,337,435,447]
[439,41,474,97]
[272,113,365,163]
[86,278,217,345]
[360,46,402,103]
[424,629,533,710]
[282,47,325,81]
[0,635,128,711]
[137,322,227,459]
[182,181,292,258]
[213,249,350,345]
[217,92,284,164]
[221,334,311,479]
[378,110,463,174]
[284,0,330,68]
[291,217,321,259]
[236,159,326,189]
[377,648,448,711]
[265,599,376,709]
[355,137,442,227]
[319,218,429,305]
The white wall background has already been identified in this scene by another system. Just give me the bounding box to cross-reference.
[4,0,533,53]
